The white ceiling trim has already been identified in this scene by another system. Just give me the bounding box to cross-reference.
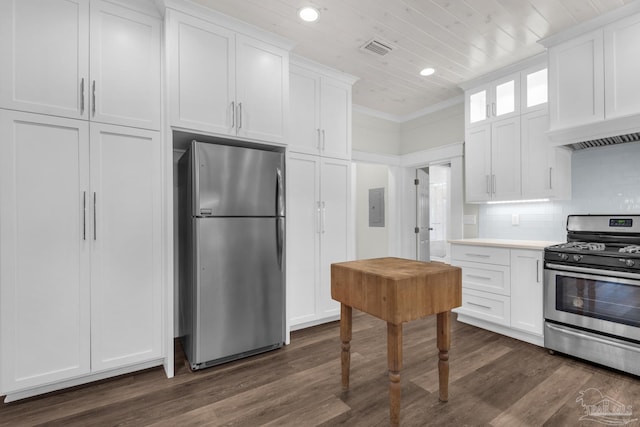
[354,95,464,123]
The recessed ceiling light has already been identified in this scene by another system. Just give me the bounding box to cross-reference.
[420,67,435,76]
[298,6,319,22]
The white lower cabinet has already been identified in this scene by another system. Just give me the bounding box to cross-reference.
[287,152,350,329]
[0,110,163,399]
[452,243,544,346]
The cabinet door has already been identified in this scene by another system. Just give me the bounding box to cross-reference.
[236,34,288,144]
[90,1,161,130]
[89,124,162,372]
[167,11,235,135]
[491,117,521,201]
[604,13,640,119]
[289,65,321,155]
[465,124,491,202]
[492,73,520,120]
[319,158,350,318]
[466,85,489,125]
[0,111,90,393]
[548,30,604,130]
[510,249,543,335]
[320,78,351,159]
[286,153,321,327]
[0,0,89,119]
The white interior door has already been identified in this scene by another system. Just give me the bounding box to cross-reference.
[416,168,430,262]
[428,164,451,260]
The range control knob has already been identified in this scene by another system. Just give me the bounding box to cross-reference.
[573,255,583,262]
[558,253,569,261]
[625,259,635,267]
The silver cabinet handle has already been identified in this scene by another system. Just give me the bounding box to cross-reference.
[83,191,86,240]
[492,174,496,194]
[468,301,492,310]
[322,129,326,151]
[467,274,491,281]
[316,129,321,149]
[465,253,490,258]
[549,167,553,190]
[93,192,97,240]
[230,101,235,129]
[92,80,96,116]
[321,201,326,234]
[237,102,242,130]
[316,201,321,234]
[536,259,540,283]
[486,175,490,194]
[80,78,85,115]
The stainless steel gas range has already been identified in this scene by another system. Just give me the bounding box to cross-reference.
[544,215,640,376]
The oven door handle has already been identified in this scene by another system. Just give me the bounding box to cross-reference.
[546,322,640,353]
[545,262,640,281]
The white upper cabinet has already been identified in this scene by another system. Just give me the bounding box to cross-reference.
[547,30,604,130]
[603,13,640,120]
[0,0,89,119]
[0,0,161,130]
[89,1,161,130]
[522,66,548,113]
[167,9,290,144]
[289,59,356,159]
[168,13,235,135]
[542,3,640,140]
[465,73,520,126]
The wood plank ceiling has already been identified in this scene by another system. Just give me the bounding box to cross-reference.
[191,0,632,119]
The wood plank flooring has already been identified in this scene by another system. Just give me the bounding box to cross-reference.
[2,312,640,426]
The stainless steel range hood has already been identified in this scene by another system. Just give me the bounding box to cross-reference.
[567,131,640,150]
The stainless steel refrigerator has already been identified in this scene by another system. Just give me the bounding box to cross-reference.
[178,140,285,370]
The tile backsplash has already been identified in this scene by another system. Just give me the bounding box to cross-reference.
[479,142,640,242]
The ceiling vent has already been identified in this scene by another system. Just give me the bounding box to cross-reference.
[360,38,394,56]
[569,132,640,150]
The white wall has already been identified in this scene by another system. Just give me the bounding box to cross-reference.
[354,163,390,259]
[400,103,464,154]
[478,142,640,241]
[352,110,401,155]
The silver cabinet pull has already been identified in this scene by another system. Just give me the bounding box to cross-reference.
[92,80,96,116]
[321,201,326,234]
[486,175,490,194]
[93,192,97,240]
[80,78,85,115]
[237,102,242,130]
[321,129,326,151]
[465,253,490,258]
[83,191,86,240]
[316,201,321,234]
[468,301,492,310]
[549,167,553,190]
[316,129,321,150]
[536,259,540,283]
[230,101,235,129]
[467,274,491,281]
[492,174,496,194]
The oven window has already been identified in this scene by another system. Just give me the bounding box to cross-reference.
[556,276,640,328]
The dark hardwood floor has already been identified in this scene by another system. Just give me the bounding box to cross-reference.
[2,312,640,426]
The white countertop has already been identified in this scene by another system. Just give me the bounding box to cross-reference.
[448,238,561,250]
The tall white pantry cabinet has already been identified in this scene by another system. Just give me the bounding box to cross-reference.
[0,0,165,401]
[287,58,357,329]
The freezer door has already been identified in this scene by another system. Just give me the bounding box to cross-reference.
[193,142,284,217]
[194,217,285,364]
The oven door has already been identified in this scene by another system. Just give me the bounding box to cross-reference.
[544,263,640,342]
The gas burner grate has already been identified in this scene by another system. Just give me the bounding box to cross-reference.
[619,245,640,254]
[561,242,606,251]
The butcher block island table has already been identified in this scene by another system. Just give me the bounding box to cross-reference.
[331,257,462,426]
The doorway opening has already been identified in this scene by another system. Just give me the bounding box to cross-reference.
[416,163,451,262]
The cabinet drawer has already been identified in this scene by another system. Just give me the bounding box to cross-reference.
[458,289,510,327]
[456,261,510,296]
[451,245,510,265]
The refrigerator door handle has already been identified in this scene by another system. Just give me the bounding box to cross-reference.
[276,218,284,270]
[276,167,284,217]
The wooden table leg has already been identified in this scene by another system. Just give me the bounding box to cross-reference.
[436,311,451,402]
[387,322,403,427]
[340,303,352,390]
